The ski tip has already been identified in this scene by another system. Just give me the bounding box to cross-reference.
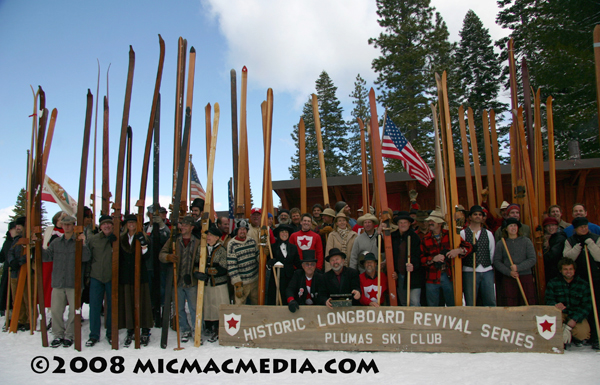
[242,66,247,72]
[230,68,236,75]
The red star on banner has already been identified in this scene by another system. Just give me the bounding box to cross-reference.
[367,288,378,299]
[227,317,239,329]
[539,320,553,332]
[299,238,310,247]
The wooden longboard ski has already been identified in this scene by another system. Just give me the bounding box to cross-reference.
[194,103,220,347]
[311,94,329,207]
[368,88,398,306]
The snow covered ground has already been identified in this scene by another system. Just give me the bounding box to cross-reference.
[1,310,599,385]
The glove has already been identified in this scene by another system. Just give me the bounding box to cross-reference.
[183,274,192,286]
[152,215,165,228]
[562,324,572,344]
[193,271,209,282]
[409,189,418,202]
[267,258,277,268]
[319,226,333,236]
[288,300,299,313]
[107,233,118,243]
[206,267,218,275]
[135,232,148,247]
[9,258,20,270]
[234,282,244,298]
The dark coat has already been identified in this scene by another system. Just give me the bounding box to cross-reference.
[324,266,361,305]
[285,269,327,305]
[544,230,567,284]
[119,232,150,285]
[391,228,423,288]
[267,240,302,305]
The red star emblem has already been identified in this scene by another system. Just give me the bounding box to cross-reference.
[539,320,553,332]
[227,317,239,329]
[367,288,378,299]
[299,238,310,247]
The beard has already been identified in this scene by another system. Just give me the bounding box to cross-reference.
[278,217,291,225]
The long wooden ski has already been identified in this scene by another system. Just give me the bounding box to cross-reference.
[181,46,196,209]
[594,25,600,144]
[133,34,165,349]
[358,118,370,215]
[467,107,483,204]
[458,106,474,208]
[481,110,497,215]
[368,88,398,306]
[194,103,220,347]
[489,110,504,206]
[74,90,93,352]
[547,97,556,205]
[299,118,307,213]
[259,90,274,306]
[230,69,239,210]
[112,46,135,350]
[311,94,329,207]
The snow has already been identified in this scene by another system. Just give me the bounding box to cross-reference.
[1,309,599,385]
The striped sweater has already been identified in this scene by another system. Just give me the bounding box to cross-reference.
[227,236,259,285]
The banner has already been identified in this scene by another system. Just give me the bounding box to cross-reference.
[42,175,77,216]
[219,305,563,354]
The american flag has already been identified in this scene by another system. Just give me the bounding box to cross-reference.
[190,161,206,200]
[228,178,235,233]
[382,115,434,187]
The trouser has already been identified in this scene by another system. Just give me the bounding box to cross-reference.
[463,270,496,307]
[235,280,259,305]
[396,273,421,306]
[562,313,591,341]
[177,285,197,333]
[10,277,29,325]
[426,273,454,307]
[51,288,75,340]
[89,278,111,340]
[502,274,536,306]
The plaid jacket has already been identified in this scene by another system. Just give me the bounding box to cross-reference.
[420,229,472,284]
[545,275,591,323]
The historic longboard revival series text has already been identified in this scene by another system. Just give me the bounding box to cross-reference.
[219,305,563,353]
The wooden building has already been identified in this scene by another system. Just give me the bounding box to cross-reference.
[272,158,600,224]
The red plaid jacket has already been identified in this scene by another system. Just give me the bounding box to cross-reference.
[420,229,472,284]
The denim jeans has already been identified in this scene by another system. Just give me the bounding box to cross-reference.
[89,278,111,340]
[425,272,454,306]
[177,285,197,333]
[462,270,496,307]
[396,273,421,306]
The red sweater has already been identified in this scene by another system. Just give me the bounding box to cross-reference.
[359,272,388,305]
[289,230,323,270]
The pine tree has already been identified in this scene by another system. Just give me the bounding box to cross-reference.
[496,0,600,158]
[455,10,508,164]
[369,0,455,171]
[8,188,48,227]
[347,74,371,175]
[289,71,348,178]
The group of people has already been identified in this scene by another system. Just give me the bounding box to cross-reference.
[1,190,598,351]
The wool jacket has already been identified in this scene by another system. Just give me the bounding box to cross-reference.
[42,233,90,289]
[323,266,361,303]
[205,242,228,287]
[289,229,324,271]
[545,275,591,323]
[325,229,357,268]
[159,234,202,287]
[87,231,114,283]
[391,228,423,288]
[420,229,472,284]
[493,236,537,277]
[350,230,379,273]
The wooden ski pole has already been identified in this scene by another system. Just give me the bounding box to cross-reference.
[311,94,329,207]
[501,238,529,306]
[406,235,411,307]
[584,245,600,342]
[458,106,474,208]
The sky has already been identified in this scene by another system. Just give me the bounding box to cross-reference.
[0,0,510,234]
